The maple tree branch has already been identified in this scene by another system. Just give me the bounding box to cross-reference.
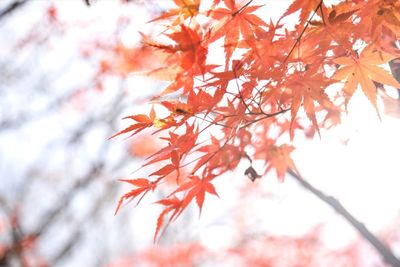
[288,170,400,267]
[233,69,253,114]
[0,0,30,22]
[239,108,290,129]
[236,75,267,113]
[193,114,234,129]
[233,0,254,16]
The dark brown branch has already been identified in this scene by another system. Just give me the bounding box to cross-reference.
[389,56,400,99]
[233,0,254,16]
[288,170,400,267]
[0,0,30,22]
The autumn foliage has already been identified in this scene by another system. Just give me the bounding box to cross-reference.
[111,0,400,241]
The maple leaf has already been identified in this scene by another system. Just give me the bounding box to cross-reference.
[149,0,200,25]
[209,0,267,67]
[332,45,400,113]
[213,98,248,128]
[284,71,334,139]
[109,106,160,139]
[154,197,182,242]
[283,0,322,26]
[366,0,400,40]
[169,175,219,215]
[194,134,242,176]
[129,134,162,158]
[131,123,198,183]
[304,4,358,57]
[353,1,400,55]
[108,115,153,139]
[114,178,157,215]
[111,44,161,76]
[144,24,207,70]
[153,175,218,242]
[143,24,210,95]
[254,141,298,181]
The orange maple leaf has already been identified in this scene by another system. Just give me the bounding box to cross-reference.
[209,0,267,67]
[148,0,200,25]
[285,72,334,139]
[283,0,322,26]
[169,175,219,214]
[114,178,156,215]
[109,106,160,139]
[332,45,400,113]
[255,141,298,181]
[154,197,182,242]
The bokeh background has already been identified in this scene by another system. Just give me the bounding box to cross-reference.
[0,0,399,266]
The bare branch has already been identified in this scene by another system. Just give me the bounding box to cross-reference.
[0,0,30,22]
[288,170,400,267]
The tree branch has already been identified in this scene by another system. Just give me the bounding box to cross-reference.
[288,170,400,267]
[0,0,30,22]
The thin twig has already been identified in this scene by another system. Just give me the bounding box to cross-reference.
[233,0,254,16]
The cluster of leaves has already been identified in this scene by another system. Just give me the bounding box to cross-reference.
[106,224,397,267]
[112,0,400,241]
